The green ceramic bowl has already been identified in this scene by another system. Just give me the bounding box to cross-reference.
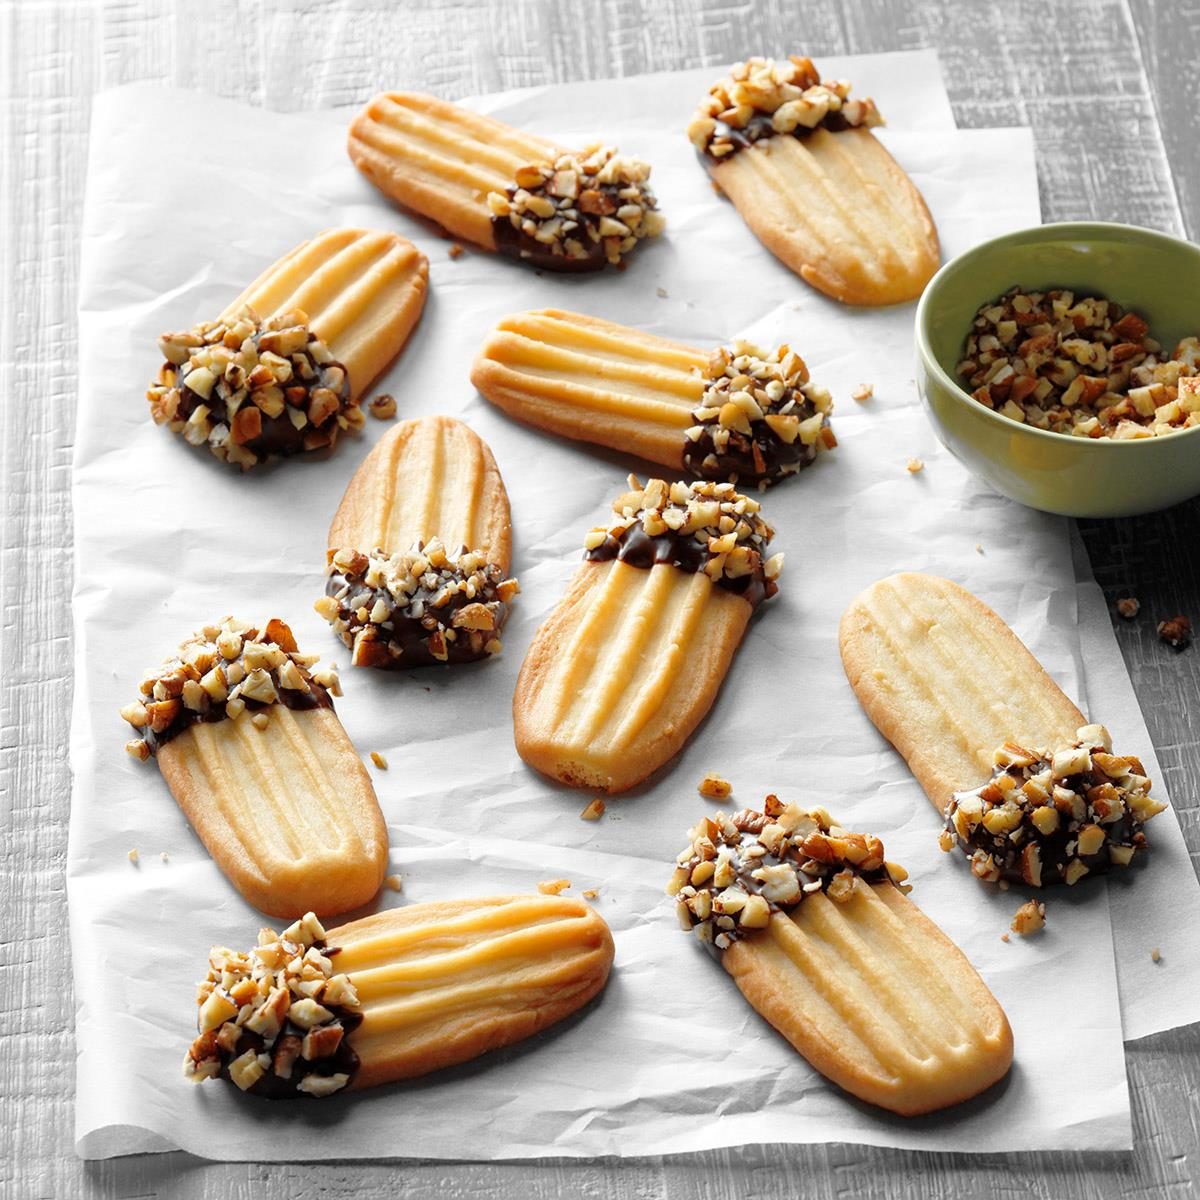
[915,222,1200,517]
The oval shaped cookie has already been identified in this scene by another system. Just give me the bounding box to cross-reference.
[183,896,615,1096]
[689,57,939,306]
[672,802,1013,1116]
[514,477,781,792]
[348,93,664,271]
[121,618,387,919]
[321,416,518,668]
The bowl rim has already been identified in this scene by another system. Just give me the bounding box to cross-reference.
[914,220,1200,452]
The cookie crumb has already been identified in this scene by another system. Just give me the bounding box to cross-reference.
[1157,615,1192,649]
[906,457,924,474]
[127,848,139,864]
[656,286,668,298]
[1116,597,1140,619]
[1151,946,1162,963]
[1010,899,1046,937]
[851,382,874,403]
[251,712,270,730]
[698,773,732,800]
[580,798,606,821]
[384,874,403,892]
[582,888,599,900]
[370,751,389,770]
[538,879,570,895]
[447,243,464,260]
[1000,932,1010,943]
[368,394,397,421]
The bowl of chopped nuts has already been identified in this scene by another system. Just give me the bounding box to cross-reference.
[915,222,1200,517]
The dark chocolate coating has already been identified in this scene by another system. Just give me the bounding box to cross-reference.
[584,523,775,608]
[703,111,855,161]
[492,218,609,273]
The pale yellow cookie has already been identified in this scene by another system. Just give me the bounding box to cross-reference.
[328,415,512,570]
[672,803,1013,1116]
[122,618,387,919]
[184,896,614,1096]
[320,416,519,669]
[348,93,665,271]
[225,227,428,401]
[514,478,781,792]
[689,57,939,306]
[838,573,1085,814]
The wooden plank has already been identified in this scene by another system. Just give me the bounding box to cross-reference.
[3,1,1199,1197]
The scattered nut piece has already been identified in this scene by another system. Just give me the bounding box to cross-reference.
[538,879,571,895]
[582,888,599,900]
[1010,899,1046,937]
[1151,947,1162,963]
[1157,615,1192,649]
[975,543,984,555]
[370,751,389,770]
[1000,933,1010,943]
[906,457,924,474]
[1116,597,1140,619]
[580,798,606,821]
[656,286,668,298]
[384,874,403,892]
[698,773,733,800]
[161,851,169,863]
[447,243,464,260]
[368,393,397,420]
[851,383,874,402]
[128,848,139,864]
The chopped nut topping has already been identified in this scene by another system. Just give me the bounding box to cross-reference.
[370,751,389,770]
[538,879,570,895]
[148,306,361,469]
[669,795,902,950]
[320,541,518,669]
[942,726,1167,887]
[958,288,1200,439]
[682,341,835,485]
[121,617,335,754]
[183,912,361,1098]
[368,394,397,420]
[698,773,733,800]
[1116,597,1141,619]
[580,798,606,821]
[584,475,781,608]
[487,146,664,269]
[1010,899,1046,937]
[688,56,882,159]
[1157,615,1192,649]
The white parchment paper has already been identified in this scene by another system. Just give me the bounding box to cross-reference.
[70,54,1192,1160]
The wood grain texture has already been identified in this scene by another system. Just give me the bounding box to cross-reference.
[4,0,1198,1196]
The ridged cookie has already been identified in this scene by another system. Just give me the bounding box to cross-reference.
[688,57,939,306]
[224,227,429,402]
[514,477,782,792]
[184,897,614,1096]
[121,618,387,918]
[671,801,1013,1115]
[348,92,664,271]
[328,415,512,570]
[319,416,519,668]
[840,573,1169,888]
[838,573,1086,815]
[147,228,428,468]
[472,310,835,486]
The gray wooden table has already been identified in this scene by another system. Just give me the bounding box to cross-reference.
[4,1,1199,1196]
